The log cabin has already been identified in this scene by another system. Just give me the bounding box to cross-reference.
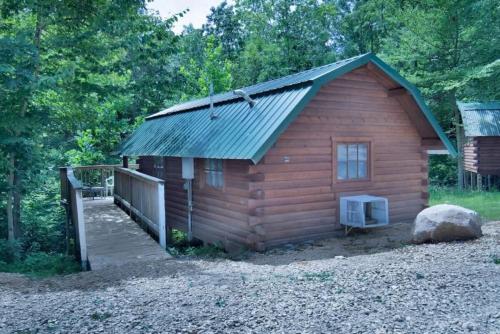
[457,101,500,190]
[118,53,456,251]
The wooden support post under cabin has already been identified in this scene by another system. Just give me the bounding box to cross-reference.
[123,156,129,168]
[488,175,492,190]
[477,173,482,191]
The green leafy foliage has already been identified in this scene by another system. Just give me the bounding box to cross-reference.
[429,155,457,187]
[0,239,22,264]
[0,252,80,278]
[168,229,227,258]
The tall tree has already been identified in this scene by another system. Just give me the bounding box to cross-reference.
[232,0,339,86]
[203,1,244,60]
[0,0,182,241]
[179,35,233,98]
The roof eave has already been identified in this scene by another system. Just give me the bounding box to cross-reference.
[252,53,458,161]
[368,56,458,158]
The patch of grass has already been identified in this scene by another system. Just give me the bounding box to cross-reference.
[430,186,500,221]
[0,252,80,278]
[303,271,334,282]
[415,272,425,279]
[492,256,500,265]
[215,297,226,307]
[90,312,112,321]
[167,229,227,258]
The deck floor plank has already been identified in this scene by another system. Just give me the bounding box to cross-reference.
[83,198,171,270]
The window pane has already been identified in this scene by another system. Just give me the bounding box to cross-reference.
[204,159,224,189]
[337,144,347,180]
[358,144,367,178]
[347,144,358,179]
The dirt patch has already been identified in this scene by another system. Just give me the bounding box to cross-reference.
[249,222,414,265]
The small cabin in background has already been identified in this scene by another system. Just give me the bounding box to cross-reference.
[457,101,500,190]
[118,53,456,251]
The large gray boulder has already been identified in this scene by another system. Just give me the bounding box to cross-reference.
[413,204,482,243]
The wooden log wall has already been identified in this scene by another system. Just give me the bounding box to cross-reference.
[249,68,428,249]
[473,137,500,175]
[463,138,479,173]
[140,156,253,250]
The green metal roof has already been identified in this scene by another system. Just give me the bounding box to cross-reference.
[457,101,500,137]
[147,54,367,119]
[119,53,457,162]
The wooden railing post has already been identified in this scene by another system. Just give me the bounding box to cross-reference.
[158,182,166,249]
[59,167,68,201]
[73,186,88,270]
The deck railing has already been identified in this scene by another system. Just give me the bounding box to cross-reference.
[113,167,167,249]
[72,164,138,197]
[60,167,88,270]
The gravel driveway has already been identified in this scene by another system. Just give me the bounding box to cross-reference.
[1,222,499,334]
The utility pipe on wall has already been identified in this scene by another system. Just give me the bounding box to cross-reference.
[182,157,194,242]
[186,179,193,242]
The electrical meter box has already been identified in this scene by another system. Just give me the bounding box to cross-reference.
[182,157,194,179]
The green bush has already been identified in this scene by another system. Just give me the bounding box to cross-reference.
[21,178,67,254]
[22,252,80,275]
[168,229,227,258]
[429,155,457,187]
[0,239,22,264]
[0,251,80,277]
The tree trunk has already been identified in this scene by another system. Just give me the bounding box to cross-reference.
[13,164,22,238]
[6,154,15,241]
[6,12,45,241]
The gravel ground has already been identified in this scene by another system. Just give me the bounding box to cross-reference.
[1,222,499,334]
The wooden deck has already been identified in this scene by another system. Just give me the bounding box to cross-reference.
[83,198,171,270]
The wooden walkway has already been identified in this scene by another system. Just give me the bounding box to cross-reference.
[83,198,171,270]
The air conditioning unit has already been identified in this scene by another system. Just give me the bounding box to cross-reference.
[340,195,389,232]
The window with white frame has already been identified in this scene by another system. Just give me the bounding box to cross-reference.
[204,159,224,189]
[337,143,369,180]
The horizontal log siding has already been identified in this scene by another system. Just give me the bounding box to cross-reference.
[139,156,254,250]
[466,137,500,175]
[463,138,478,173]
[250,69,428,248]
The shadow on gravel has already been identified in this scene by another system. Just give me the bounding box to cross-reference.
[247,223,415,266]
[0,259,200,294]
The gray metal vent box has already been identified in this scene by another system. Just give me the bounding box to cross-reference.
[340,195,389,229]
[182,157,194,179]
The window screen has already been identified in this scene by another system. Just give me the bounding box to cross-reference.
[337,143,368,180]
[204,159,224,189]
[153,157,164,179]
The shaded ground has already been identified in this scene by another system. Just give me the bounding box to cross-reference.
[0,222,499,334]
